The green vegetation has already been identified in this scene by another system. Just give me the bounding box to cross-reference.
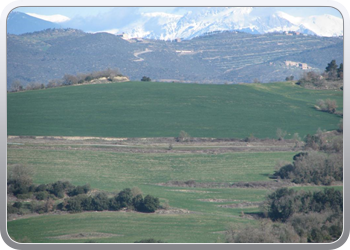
[7,81,342,139]
[296,59,343,89]
[227,188,343,243]
[7,79,343,243]
[7,29,343,88]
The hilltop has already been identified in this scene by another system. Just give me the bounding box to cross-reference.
[7,29,343,88]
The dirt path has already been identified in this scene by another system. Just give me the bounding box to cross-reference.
[133,48,153,62]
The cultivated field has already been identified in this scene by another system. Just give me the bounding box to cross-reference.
[7,81,343,243]
[7,81,343,138]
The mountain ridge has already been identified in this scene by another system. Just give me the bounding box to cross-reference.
[7,28,343,88]
[7,7,343,38]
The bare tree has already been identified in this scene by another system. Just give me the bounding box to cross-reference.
[276,128,287,141]
[10,80,23,92]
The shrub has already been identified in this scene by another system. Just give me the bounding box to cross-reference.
[12,201,23,209]
[142,195,160,213]
[7,204,19,214]
[225,221,301,243]
[108,197,121,211]
[263,188,343,222]
[116,188,133,208]
[81,196,94,211]
[35,184,47,192]
[68,184,90,196]
[35,191,49,200]
[92,193,109,211]
[276,128,287,140]
[316,99,337,114]
[177,130,191,142]
[132,194,144,211]
[274,151,342,185]
[134,238,166,243]
[16,193,33,200]
[66,197,82,213]
[141,76,151,82]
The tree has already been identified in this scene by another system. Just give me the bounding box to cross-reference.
[142,195,159,213]
[178,130,191,142]
[285,76,294,81]
[63,74,78,85]
[10,80,23,92]
[117,188,133,207]
[316,99,337,114]
[276,128,287,141]
[337,63,343,79]
[325,60,338,80]
[8,165,34,188]
[92,193,109,211]
[141,76,151,82]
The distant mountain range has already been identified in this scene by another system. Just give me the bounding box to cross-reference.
[7,28,343,89]
[7,12,61,35]
[7,7,343,38]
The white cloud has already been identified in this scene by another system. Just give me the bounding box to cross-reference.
[26,13,70,23]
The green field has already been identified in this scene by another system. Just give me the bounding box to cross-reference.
[7,81,343,138]
[7,81,343,243]
[6,144,343,243]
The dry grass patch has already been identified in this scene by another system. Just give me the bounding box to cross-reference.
[49,232,123,240]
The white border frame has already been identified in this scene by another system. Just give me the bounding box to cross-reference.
[1,1,348,249]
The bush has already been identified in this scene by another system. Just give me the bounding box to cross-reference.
[13,201,23,209]
[316,99,338,114]
[35,191,49,200]
[108,197,121,211]
[132,194,144,211]
[66,197,82,213]
[116,188,133,208]
[134,238,166,243]
[263,188,342,222]
[68,184,90,196]
[7,204,19,214]
[225,221,301,243]
[16,193,33,200]
[92,193,109,211]
[274,151,342,185]
[141,195,160,213]
[141,76,151,82]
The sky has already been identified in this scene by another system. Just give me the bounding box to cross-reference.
[13,6,343,19]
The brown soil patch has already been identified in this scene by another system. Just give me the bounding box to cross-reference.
[7,135,301,155]
[155,208,197,214]
[49,232,122,240]
[198,199,241,203]
[158,180,294,189]
[217,202,262,208]
[166,189,217,193]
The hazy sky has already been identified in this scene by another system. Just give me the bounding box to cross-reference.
[14,6,343,19]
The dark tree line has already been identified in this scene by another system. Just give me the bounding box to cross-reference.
[7,165,160,215]
[226,188,343,243]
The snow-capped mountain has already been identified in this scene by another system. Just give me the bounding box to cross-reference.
[97,7,343,39]
[8,7,343,38]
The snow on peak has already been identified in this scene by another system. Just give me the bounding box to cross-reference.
[91,7,343,40]
[26,13,70,23]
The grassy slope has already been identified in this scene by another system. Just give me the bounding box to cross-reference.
[7,81,343,139]
[6,146,292,243]
[7,146,342,243]
[7,81,343,243]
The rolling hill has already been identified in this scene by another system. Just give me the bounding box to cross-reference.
[7,81,343,139]
[7,29,343,88]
